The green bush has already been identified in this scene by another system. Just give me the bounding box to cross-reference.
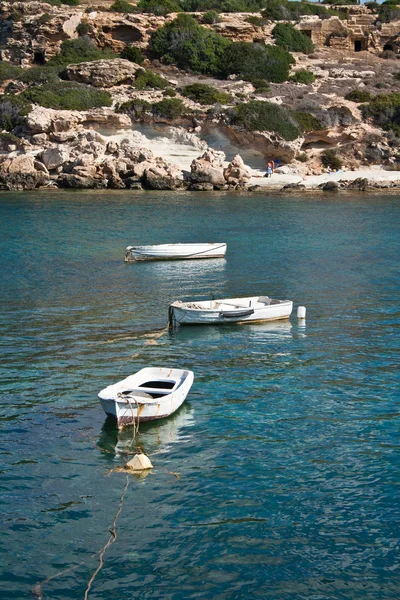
[0,95,31,131]
[251,78,270,93]
[134,70,169,90]
[362,92,400,133]
[202,10,220,24]
[345,89,373,103]
[62,0,80,5]
[149,14,231,76]
[272,23,314,54]
[38,13,52,25]
[110,0,137,13]
[163,87,176,97]
[262,0,329,21]
[220,42,294,83]
[76,21,92,36]
[43,0,62,5]
[293,111,322,132]
[48,38,116,66]
[116,98,152,116]
[181,83,231,105]
[120,46,145,64]
[19,66,61,85]
[245,16,265,27]
[321,149,343,170]
[21,82,112,110]
[230,100,301,141]
[296,152,308,162]
[137,0,181,14]
[290,70,315,84]
[152,98,185,119]
[0,63,23,82]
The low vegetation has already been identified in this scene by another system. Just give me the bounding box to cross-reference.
[152,98,185,119]
[0,95,31,131]
[220,42,294,83]
[362,92,400,134]
[181,83,231,105]
[345,89,373,103]
[230,100,301,141]
[272,23,314,54]
[290,70,315,84]
[110,0,136,12]
[21,82,112,111]
[134,70,169,90]
[321,149,343,170]
[48,38,116,67]
[120,46,145,64]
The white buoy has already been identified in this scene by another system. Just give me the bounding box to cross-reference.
[297,306,306,319]
[125,453,153,471]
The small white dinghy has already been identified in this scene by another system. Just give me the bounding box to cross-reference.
[98,367,194,429]
[125,243,227,262]
[169,295,293,326]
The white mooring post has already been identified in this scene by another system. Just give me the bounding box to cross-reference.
[297,306,306,320]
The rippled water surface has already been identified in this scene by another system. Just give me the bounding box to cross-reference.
[1,190,399,599]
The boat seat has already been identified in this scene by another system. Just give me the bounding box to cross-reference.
[258,296,271,304]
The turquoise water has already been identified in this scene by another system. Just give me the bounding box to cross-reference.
[1,190,399,599]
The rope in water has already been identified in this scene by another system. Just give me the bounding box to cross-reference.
[83,476,130,600]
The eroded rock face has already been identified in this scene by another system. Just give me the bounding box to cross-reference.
[64,59,144,88]
[190,150,226,186]
[223,154,251,185]
[0,154,49,190]
[26,107,131,134]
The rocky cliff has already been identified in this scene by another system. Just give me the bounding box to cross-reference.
[1,1,400,191]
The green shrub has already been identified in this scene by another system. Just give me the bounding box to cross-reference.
[202,10,220,24]
[137,0,181,14]
[38,13,52,25]
[273,23,314,54]
[321,149,343,170]
[134,69,169,90]
[296,152,308,162]
[120,46,145,64]
[262,0,329,21]
[163,87,176,97]
[62,0,80,5]
[345,89,373,103]
[76,21,92,36]
[181,83,231,104]
[116,98,152,116]
[21,82,112,110]
[19,66,61,85]
[48,38,116,66]
[43,0,61,5]
[365,1,379,9]
[230,100,301,141]
[220,42,294,83]
[245,16,265,27]
[110,0,136,13]
[290,70,315,84]
[149,14,231,76]
[0,63,23,82]
[0,95,31,131]
[293,111,322,132]
[362,92,400,133]
[251,78,270,93]
[152,97,185,119]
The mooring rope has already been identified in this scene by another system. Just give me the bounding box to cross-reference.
[83,476,130,600]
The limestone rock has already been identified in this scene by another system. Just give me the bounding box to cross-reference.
[223,154,251,185]
[26,107,131,134]
[143,162,184,190]
[0,155,49,190]
[39,147,70,170]
[190,150,226,186]
[64,59,144,88]
[189,182,214,191]
[321,181,340,192]
[58,173,107,189]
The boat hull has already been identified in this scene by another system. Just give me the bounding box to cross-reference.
[125,243,227,262]
[170,298,293,325]
[99,368,194,429]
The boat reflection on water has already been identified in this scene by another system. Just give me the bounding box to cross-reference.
[172,318,294,344]
[145,257,227,282]
[97,402,195,459]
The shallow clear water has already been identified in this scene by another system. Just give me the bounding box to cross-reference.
[0,190,399,599]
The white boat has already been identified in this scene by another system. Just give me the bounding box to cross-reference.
[98,367,194,429]
[124,243,227,262]
[169,295,293,326]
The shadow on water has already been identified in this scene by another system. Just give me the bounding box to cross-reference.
[97,401,195,459]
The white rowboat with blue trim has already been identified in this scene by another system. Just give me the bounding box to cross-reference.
[125,243,227,262]
[99,367,194,429]
[169,296,293,326]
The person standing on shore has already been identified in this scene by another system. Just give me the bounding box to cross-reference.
[265,161,274,178]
